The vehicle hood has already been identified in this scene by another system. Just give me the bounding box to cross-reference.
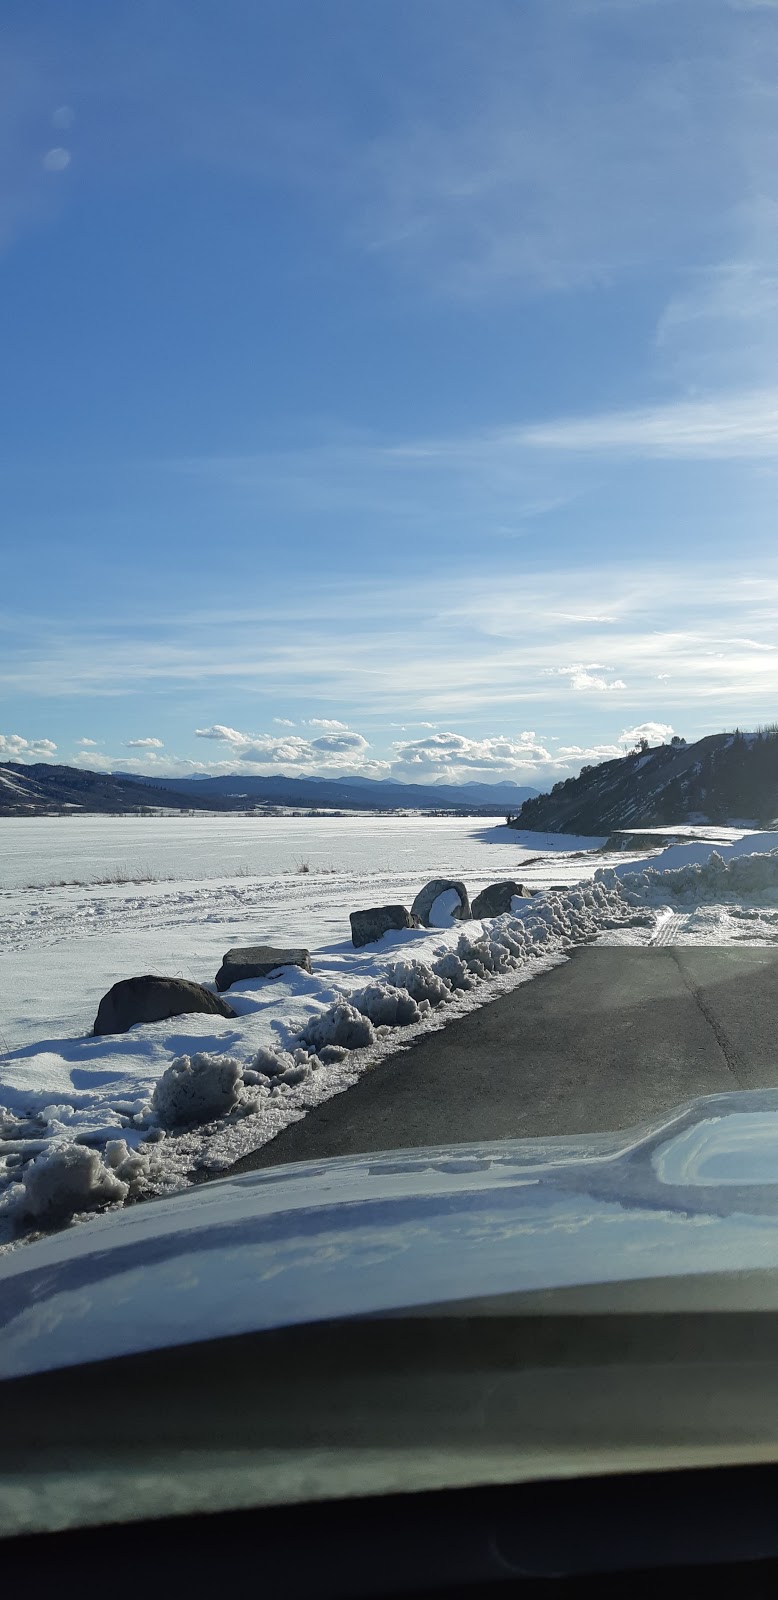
[4,1086,778,1380]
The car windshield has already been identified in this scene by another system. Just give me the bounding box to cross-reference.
[2,0,778,1535]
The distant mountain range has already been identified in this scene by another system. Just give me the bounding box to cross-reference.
[0,761,538,817]
[0,763,232,817]
[128,772,539,811]
[512,729,778,836]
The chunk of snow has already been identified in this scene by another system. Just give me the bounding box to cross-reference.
[428,888,464,927]
[302,1000,376,1053]
[14,1143,129,1222]
[351,981,421,1028]
[151,1052,243,1130]
[386,958,452,1008]
[433,950,475,991]
[251,1044,296,1079]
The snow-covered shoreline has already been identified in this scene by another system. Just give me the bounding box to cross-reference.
[2,818,777,1245]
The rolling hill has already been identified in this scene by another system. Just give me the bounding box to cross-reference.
[512,729,778,836]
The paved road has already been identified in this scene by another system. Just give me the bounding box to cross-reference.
[221,946,778,1174]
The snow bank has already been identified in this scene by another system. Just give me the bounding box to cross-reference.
[605,830,778,879]
[606,846,778,907]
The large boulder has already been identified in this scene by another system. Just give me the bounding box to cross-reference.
[411,878,471,928]
[93,976,236,1036]
[349,905,420,948]
[471,880,531,918]
[215,944,312,991]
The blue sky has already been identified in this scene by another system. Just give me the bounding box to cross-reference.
[2,0,778,786]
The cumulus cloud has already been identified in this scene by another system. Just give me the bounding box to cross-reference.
[193,722,371,769]
[555,722,675,765]
[124,736,164,748]
[0,734,57,759]
[195,724,250,745]
[75,736,99,747]
[308,718,349,730]
[273,717,295,727]
[619,722,674,747]
[392,731,553,775]
[550,664,627,692]
[311,731,368,753]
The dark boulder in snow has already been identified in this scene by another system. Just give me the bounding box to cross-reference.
[215,944,312,991]
[93,975,236,1035]
[411,878,471,928]
[471,880,530,918]
[349,904,420,948]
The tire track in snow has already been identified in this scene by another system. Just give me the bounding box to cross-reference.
[651,911,692,946]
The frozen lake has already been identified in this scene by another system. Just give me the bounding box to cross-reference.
[0,813,603,893]
[0,814,607,1052]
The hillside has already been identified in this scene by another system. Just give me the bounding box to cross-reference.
[0,764,230,817]
[0,762,538,818]
[511,729,778,836]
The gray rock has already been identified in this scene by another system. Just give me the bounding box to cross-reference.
[411,878,471,928]
[471,880,530,918]
[93,976,236,1036]
[215,944,312,991]
[349,904,420,948]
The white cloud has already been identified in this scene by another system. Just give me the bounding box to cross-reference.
[195,724,250,745]
[124,736,164,748]
[42,147,71,172]
[75,736,99,747]
[550,664,627,692]
[307,718,349,730]
[392,731,553,779]
[193,723,371,771]
[7,561,778,732]
[272,717,295,727]
[0,733,57,759]
[618,721,675,746]
[51,105,74,130]
[518,389,778,459]
[311,731,369,753]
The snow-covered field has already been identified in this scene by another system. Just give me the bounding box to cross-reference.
[2,813,777,1246]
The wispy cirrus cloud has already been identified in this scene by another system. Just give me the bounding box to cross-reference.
[518,389,778,458]
[4,562,778,735]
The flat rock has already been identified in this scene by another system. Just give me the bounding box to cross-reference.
[471,880,530,918]
[349,905,420,948]
[93,976,236,1036]
[411,878,471,928]
[215,945,312,991]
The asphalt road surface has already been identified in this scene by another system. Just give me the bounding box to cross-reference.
[222,946,778,1174]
